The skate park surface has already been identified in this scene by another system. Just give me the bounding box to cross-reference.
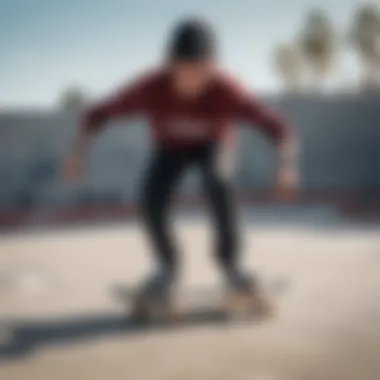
[1,208,380,380]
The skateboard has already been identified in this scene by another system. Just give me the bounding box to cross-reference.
[112,280,287,324]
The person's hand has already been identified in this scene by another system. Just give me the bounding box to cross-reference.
[62,151,84,182]
[273,165,298,202]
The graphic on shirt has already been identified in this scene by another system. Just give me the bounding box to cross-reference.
[164,118,212,140]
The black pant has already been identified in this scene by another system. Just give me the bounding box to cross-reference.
[140,142,239,276]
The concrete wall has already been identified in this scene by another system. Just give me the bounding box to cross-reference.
[1,94,380,210]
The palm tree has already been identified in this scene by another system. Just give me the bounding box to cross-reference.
[299,8,338,90]
[273,42,304,92]
[349,4,380,90]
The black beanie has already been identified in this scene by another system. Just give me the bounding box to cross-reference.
[168,18,217,61]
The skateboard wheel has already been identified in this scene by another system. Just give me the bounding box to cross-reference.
[131,295,179,323]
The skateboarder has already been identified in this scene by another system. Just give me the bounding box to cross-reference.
[63,17,298,317]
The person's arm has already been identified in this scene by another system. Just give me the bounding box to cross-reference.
[63,74,152,181]
[231,84,299,199]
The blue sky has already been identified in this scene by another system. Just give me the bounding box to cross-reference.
[0,0,363,107]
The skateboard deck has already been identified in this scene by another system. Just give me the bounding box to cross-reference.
[112,277,289,324]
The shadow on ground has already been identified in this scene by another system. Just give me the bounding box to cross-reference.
[0,307,265,361]
[0,279,287,362]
